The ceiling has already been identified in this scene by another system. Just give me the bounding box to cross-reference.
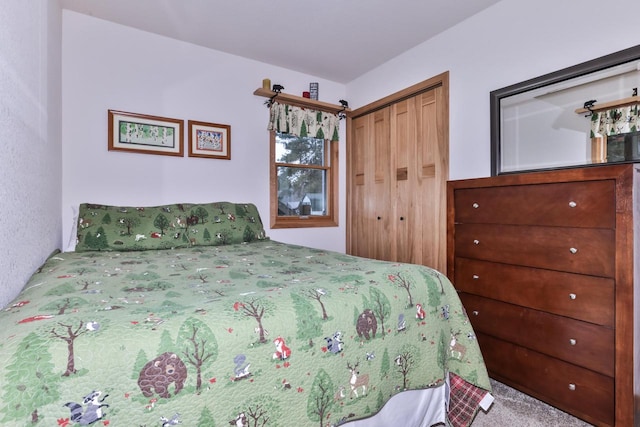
[60,0,501,83]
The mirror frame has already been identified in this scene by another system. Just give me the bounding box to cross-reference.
[490,44,640,176]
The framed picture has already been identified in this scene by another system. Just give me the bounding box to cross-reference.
[108,110,184,157]
[188,120,231,160]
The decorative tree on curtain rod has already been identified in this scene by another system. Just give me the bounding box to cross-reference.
[591,104,639,137]
[268,102,340,142]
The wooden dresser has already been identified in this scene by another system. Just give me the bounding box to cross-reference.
[446,164,640,426]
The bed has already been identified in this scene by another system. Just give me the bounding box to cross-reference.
[0,202,491,427]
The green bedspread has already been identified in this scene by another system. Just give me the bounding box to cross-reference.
[0,240,489,426]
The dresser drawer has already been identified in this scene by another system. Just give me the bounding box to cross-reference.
[453,180,615,228]
[454,257,614,326]
[477,333,614,426]
[455,223,615,277]
[461,293,614,376]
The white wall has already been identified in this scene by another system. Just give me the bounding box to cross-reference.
[61,11,347,253]
[346,0,640,180]
[3,1,637,309]
[0,0,62,308]
[26,0,640,310]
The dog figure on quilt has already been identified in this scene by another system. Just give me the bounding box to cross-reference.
[272,336,291,360]
[63,390,109,425]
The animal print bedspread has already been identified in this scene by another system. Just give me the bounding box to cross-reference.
[0,240,490,426]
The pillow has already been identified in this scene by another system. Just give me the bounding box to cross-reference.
[74,202,268,252]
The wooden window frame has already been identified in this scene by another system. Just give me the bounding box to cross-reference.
[270,131,339,228]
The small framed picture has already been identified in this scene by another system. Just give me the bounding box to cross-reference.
[188,120,231,160]
[108,110,184,157]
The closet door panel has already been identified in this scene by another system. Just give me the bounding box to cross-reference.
[347,73,448,273]
[417,87,446,272]
[392,99,416,264]
[349,115,369,258]
[419,88,437,179]
[349,110,392,261]
[371,109,392,261]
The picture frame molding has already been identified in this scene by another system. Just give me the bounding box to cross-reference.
[108,110,184,157]
[188,120,231,160]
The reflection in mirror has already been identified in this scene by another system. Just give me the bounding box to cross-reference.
[491,45,640,175]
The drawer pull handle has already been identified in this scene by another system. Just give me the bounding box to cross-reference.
[472,203,479,209]
[569,293,577,300]
[568,383,576,391]
[569,201,577,208]
[472,311,479,316]
[569,338,577,346]
[569,247,578,254]
[473,239,480,245]
[472,274,479,280]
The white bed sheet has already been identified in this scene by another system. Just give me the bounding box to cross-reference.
[345,382,448,427]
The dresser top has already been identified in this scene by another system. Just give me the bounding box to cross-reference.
[448,163,637,189]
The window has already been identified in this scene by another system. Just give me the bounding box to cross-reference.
[270,131,338,228]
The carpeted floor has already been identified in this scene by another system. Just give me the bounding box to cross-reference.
[472,379,593,426]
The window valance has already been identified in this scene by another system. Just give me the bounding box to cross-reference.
[591,105,639,137]
[268,102,340,141]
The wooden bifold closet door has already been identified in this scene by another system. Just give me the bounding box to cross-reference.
[347,72,449,273]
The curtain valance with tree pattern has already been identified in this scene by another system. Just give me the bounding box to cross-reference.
[591,105,639,137]
[268,102,340,141]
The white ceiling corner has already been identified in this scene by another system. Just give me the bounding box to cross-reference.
[60,0,502,83]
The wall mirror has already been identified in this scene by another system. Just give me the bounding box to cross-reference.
[491,45,640,175]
